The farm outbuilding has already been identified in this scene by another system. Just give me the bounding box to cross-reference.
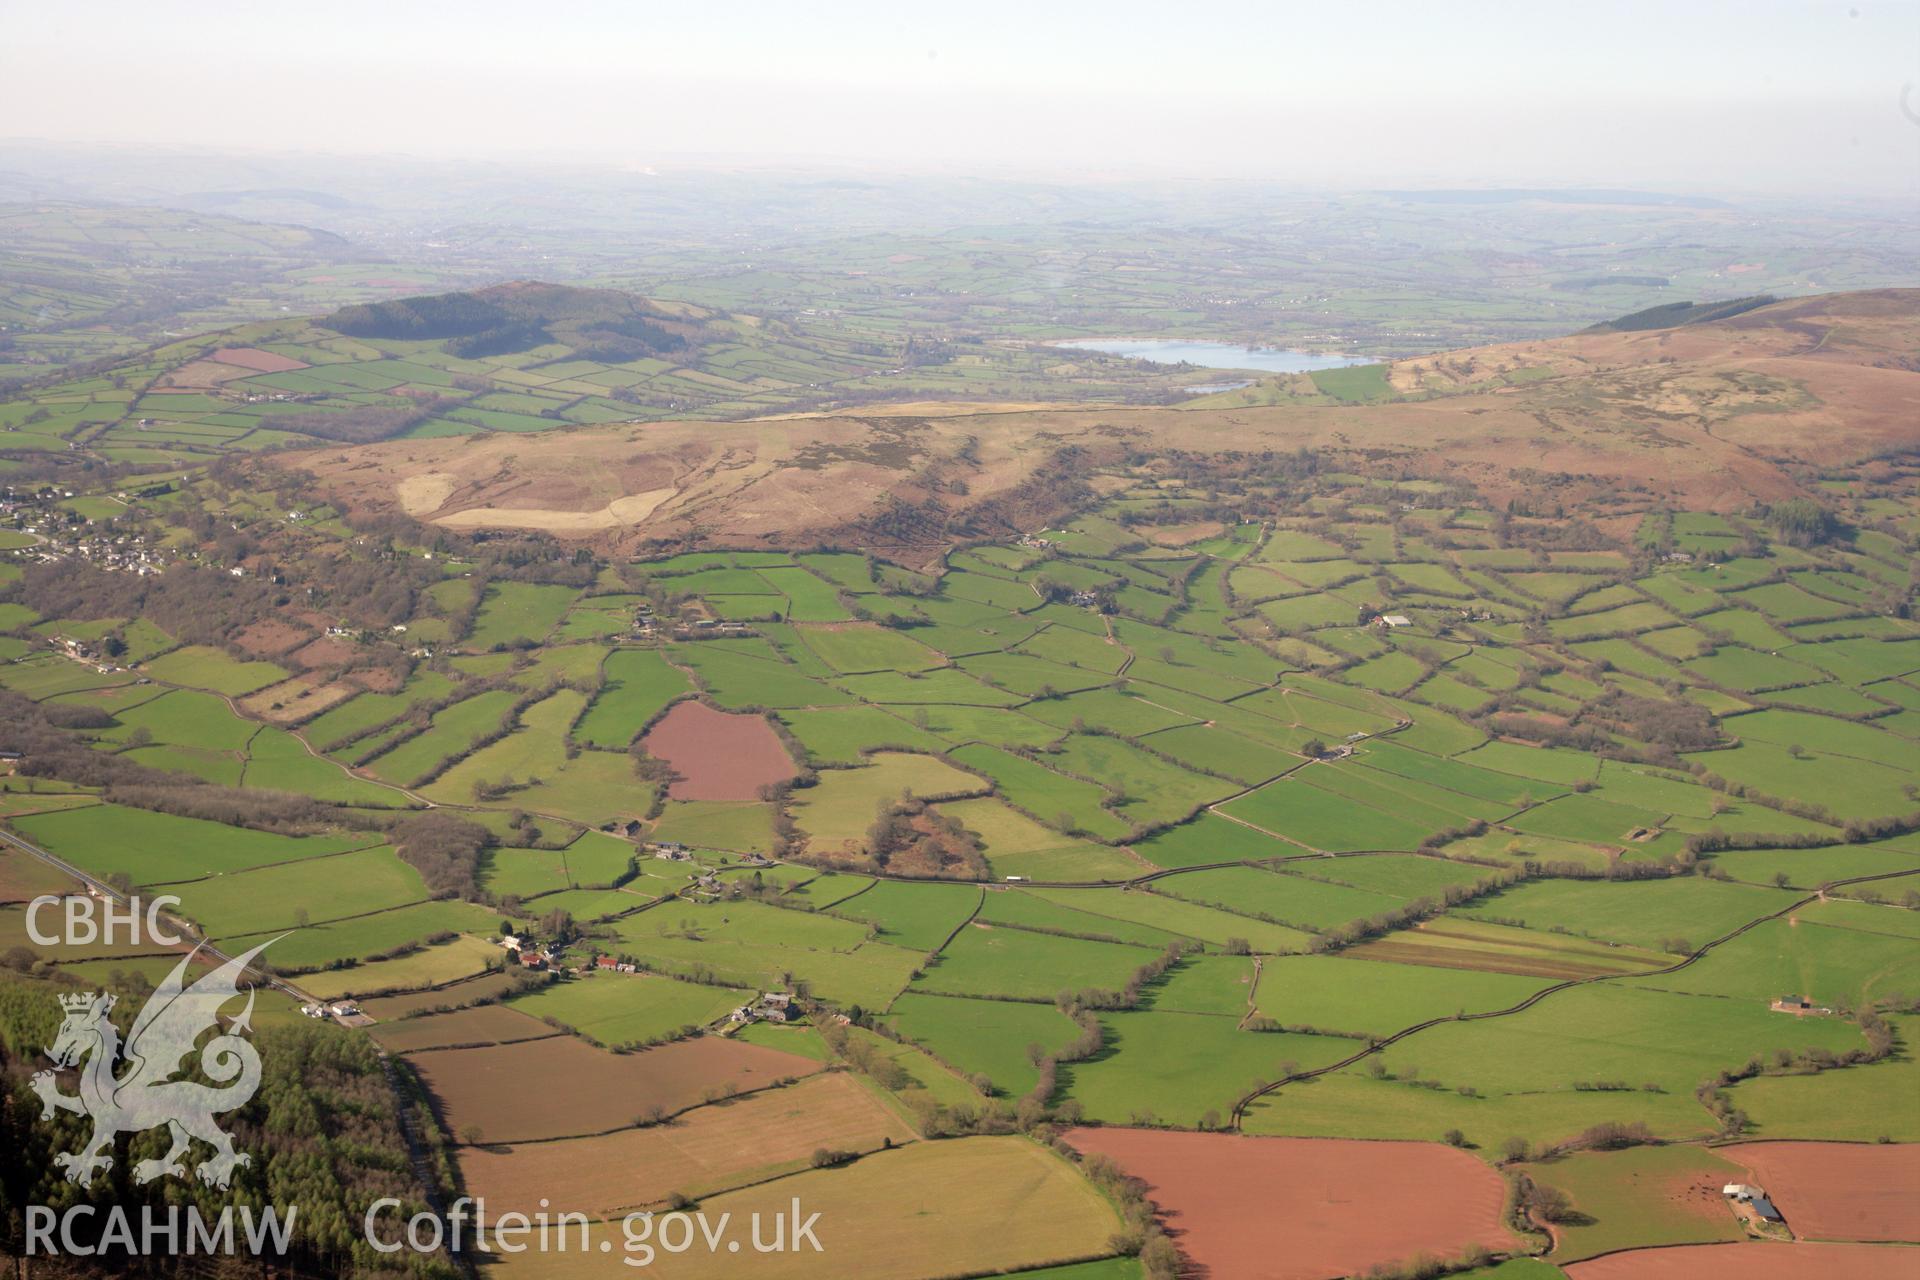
[1723,1183,1785,1222]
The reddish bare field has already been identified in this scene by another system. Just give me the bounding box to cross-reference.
[289,636,362,669]
[209,346,309,372]
[1064,1128,1519,1279]
[1727,1142,1920,1243]
[642,700,796,801]
[459,1073,916,1217]
[1568,1241,1920,1279]
[409,1033,819,1143]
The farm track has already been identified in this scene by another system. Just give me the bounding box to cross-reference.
[1223,865,1920,1130]
[376,1046,481,1280]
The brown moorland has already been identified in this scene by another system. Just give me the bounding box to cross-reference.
[408,1033,820,1144]
[283,290,1920,559]
[642,700,797,802]
[1566,1241,1920,1279]
[458,1072,916,1217]
[1726,1142,1920,1243]
[1063,1127,1519,1280]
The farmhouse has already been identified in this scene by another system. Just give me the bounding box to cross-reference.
[1770,994,1831,1016]
[1723,1183,1784,1222]
[731,991,798,1023]
[1378,614,1412,628]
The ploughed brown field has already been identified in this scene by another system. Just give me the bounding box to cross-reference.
[459,1073,917,1217]
[361,969,520,1019]
[1727,1141,1920,1243]
[1063,1127,1519,1279]
[409,1033,820,1144]
[368,1003,557,1053]
[1566,1241,1920,1279]
[642,700,797,802]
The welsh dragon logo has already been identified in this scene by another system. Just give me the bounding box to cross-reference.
[31,941,274,1189]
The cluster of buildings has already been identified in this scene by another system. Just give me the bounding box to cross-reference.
[299,999,364,1022]
[2,484,174,576]
[499,933,563,970]
[47,634,131,676]
[672,617,754,639]
[631,600,757,641]
[728,991,795,1024]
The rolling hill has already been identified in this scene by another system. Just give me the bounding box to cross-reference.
[284,289,1920,559]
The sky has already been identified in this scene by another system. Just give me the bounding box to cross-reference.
[3,0,1916,193]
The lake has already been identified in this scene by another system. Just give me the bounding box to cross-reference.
[1053,338,1370,375]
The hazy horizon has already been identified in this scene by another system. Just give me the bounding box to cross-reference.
[4,0,1917,196]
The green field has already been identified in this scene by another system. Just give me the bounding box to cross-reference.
[364,688,521,787]
[915,924,1153,1001]
[827,880,981,951]
[1463,877,1802,952]
[142,645,286,695]
[948,743,1132,841]
[1254,954,1554,1036]
[885,991,1085,1096]
[1061,1011,1351,1126]
[466,583,580,649]
[10,803,374,884]
[573,650,691,748]
[171,844,426,935]
[1220,777,1435,851]
[507,971,750,1046]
